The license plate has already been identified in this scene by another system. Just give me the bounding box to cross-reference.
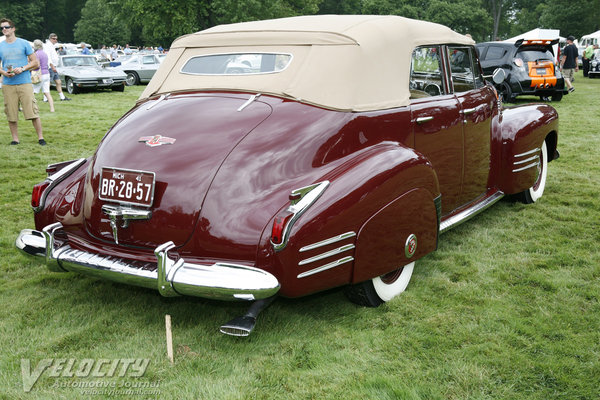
[99,167,155,207]
[103,78,114,84]
[536,68,547,75]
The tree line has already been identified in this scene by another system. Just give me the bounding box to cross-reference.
[2,0,599,48]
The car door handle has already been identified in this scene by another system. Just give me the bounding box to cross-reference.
[416,116,434,124]
[462,104,486,115]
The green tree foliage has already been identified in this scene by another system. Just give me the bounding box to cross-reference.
[74,0,130,47]
[211,0,320,25]
[539,0,600,38]
[0,0,45,40]
[108,0,211,47]
[1,0,599,47]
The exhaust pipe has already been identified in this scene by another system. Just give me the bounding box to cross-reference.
[220,295,277,337]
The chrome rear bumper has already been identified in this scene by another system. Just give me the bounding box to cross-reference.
[16,222,280,301]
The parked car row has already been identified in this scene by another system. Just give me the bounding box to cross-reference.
[50,53,165,94]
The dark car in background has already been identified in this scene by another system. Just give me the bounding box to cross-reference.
[476,39,566,102]
[589,49,600,78]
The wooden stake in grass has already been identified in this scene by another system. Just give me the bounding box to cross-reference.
[165,314,174,363]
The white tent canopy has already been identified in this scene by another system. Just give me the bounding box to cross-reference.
[580,30,600,47]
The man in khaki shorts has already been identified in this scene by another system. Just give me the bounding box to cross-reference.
[0,18,46,145]
[560,35,579,93]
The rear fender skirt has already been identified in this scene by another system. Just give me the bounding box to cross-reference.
[352,188,438,283]
[496,104,558,194]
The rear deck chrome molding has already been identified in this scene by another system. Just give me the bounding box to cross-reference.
[16,223,280,301]
[299,231,356,252]
[297,256,354,279]
[440,191,504,234]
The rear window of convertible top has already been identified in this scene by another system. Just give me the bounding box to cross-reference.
[181,53,292,75]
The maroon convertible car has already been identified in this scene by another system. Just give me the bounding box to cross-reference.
[16,15,559,336]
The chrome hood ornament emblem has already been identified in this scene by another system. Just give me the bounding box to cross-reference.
[138,135,176,147]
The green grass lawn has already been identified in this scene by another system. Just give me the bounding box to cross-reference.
[1,76,599,400]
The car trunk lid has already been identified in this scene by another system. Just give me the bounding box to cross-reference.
[82,93,272,249]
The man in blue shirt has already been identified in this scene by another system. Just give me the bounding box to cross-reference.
[80,43,91,55]
[0,18,45,145]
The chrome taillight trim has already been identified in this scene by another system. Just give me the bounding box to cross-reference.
[271,181,330,252]
[299,231,356,252]
[297,256,354,279]
[33,158,86,213]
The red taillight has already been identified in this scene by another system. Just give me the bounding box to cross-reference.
[271,211,294,245]
[513,58,524,68]
[31,181,50,209]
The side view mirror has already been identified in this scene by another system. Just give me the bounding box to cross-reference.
[491,68,506,84]
[483,68,506,85]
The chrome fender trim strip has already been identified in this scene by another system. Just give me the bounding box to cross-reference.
[297,256,354,279]
[299,231,356,252]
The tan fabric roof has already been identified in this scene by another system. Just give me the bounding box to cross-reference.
[140,15,474,111]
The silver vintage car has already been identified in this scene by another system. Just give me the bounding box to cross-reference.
[55,55,127,94]
[111,53,164,86]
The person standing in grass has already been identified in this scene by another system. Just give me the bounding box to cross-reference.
[32,40,55,113]
[44,33,70,101]
[560,36,579,93]
[582,43,599,77]
[0,18,46,145]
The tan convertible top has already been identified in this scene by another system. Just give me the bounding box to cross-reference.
[141,15,474,111]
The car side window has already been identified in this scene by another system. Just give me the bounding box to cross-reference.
[410,46,446,98]
[485,46,506,60]
[448,46,484,93]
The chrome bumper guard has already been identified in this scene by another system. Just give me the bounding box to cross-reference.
[16,222,280,301]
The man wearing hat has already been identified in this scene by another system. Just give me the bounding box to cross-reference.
[560,35,579,92]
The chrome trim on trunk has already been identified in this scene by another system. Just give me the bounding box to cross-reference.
[16,223,280,301]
